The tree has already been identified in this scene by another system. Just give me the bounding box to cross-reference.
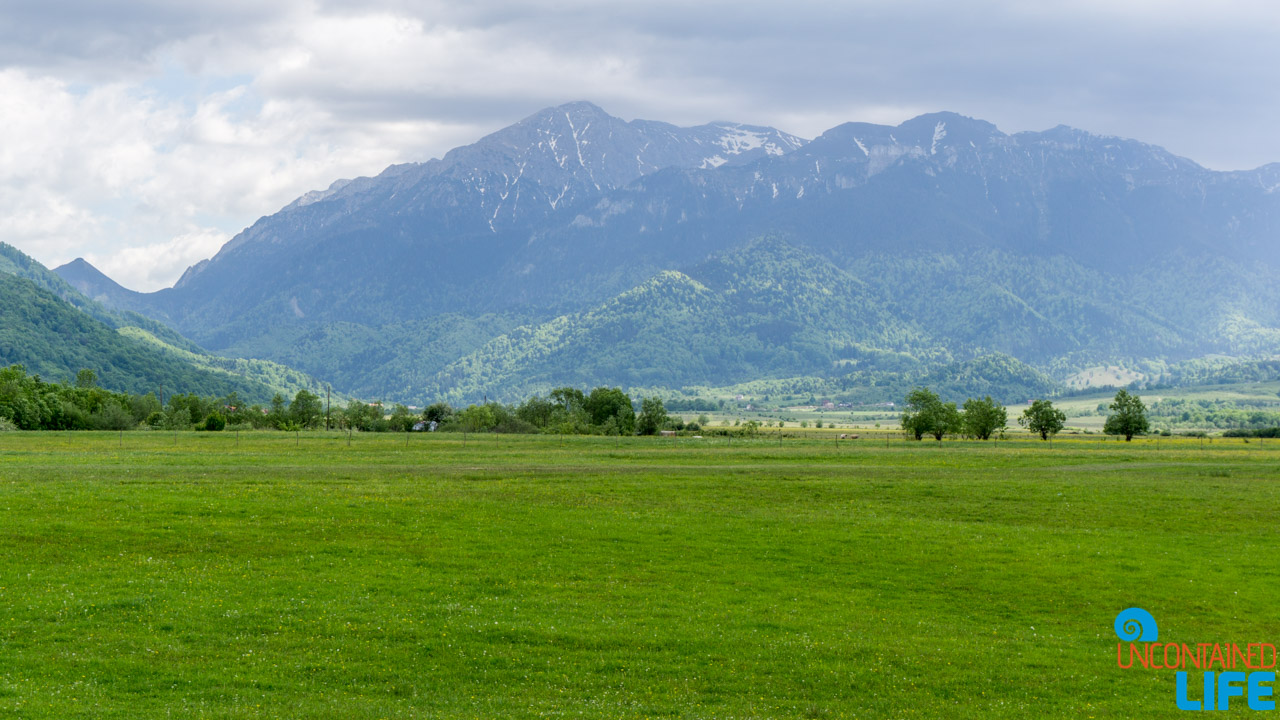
[343,399,384,432]
[962,396,1007,440]
[201,411,226,432]
[636,397,669,436]
[931,402,962,441]
[289,390,323,429]
[901,388,937,440]
[900,387,960,441]
[75,368,97,389]
[388,404,416,432]
[549,387,586,414]
[92,400,135,430]
[585,387,635,435]
[423,402,454,424]
[1104,389,1149,441]
[129,392,162,424]
[458,404,496,434]
[162,406,191,431]
[515,395,555,429]
[267,393,288,428]
[1019,399,1066,440]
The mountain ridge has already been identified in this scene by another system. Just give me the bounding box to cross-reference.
[54,102,1280,403]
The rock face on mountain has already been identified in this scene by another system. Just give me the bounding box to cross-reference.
[59,102,1280,402]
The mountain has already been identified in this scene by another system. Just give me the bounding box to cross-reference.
[54,257,154,317]
[1,244,329,401]
[61,103,1280,404]
[424,239,926,402]
[132,102,806,347]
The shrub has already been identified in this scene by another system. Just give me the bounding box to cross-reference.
[91,402,136,431]
[492,417,538,434]
[202,412,227,431]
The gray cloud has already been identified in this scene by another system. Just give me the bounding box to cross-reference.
[6,1,1279,166]
[1,1,1278,289]
[0,1,291,76]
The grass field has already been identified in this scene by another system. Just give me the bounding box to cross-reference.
[1,431,1277,717]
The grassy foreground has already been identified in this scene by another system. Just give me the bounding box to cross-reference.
[0,431,1277,718]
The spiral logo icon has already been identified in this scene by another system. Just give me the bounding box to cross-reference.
[1114,608,1158,642]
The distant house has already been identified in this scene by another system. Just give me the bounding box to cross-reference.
[412,421,427,432]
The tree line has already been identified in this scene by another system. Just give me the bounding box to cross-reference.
[0,365,693,436]
[900,387,1153,442]
[0,361,1214,442]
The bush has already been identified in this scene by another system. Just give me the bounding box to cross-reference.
[202,412,227,431]
[0,416,16,432]
[91,401,136,431]
[492,417,538,434]
[1223,427,1280,438]
[163,407,192,430]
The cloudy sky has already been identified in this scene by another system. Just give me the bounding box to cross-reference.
[3,1,1279,291]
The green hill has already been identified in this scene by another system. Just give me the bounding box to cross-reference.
[0,245,332,402]
[425,241,943,403]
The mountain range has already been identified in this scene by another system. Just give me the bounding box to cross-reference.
[49,102,1280,403]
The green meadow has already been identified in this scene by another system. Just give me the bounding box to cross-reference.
[0,431,1277,718]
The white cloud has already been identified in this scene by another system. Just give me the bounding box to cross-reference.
[87,228,231,292]
[0,67,462,291]
[3,1,1280,292]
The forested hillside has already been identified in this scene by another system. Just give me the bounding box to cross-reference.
[0,245,329,401]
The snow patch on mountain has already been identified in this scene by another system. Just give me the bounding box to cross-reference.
[287,179,354,209]
[699,124,805,168]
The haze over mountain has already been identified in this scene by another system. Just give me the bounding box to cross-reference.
[59,102,1280,403]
